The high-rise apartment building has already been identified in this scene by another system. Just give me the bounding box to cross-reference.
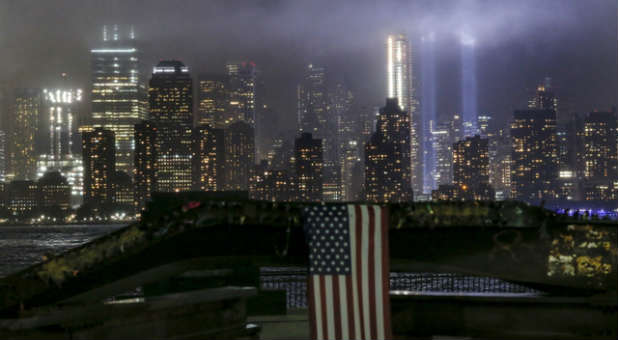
[365,98,413,203]
[431,122,452,186]
[0,130,6,182]
[144,60,194,195]
[295,132,323,202]
[452,135,492,200]
[224,121,255,191]
[82,128,116,204]
[91,25,147,174]
[387,34,421,195]
[192,125,225,191]
[197,74,228,128]
[8,88,40,181]
[528,77,558,113]
[511,109,558,202]
[226,61,257,126]
[37,81,84,206]
[580,110,618,201]
[134,121,157,213]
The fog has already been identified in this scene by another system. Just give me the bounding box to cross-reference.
[1,0,616,133]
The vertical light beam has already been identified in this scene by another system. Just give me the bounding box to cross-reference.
[461,34,478,137]
[421,33,437,193]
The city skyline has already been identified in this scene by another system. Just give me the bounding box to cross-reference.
[0,0,616,221]
[1,0,616,135]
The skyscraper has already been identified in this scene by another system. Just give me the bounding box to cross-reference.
[91,25,147,175]
[197,74,228,128]
[192,125,225,191]
[581,110,618,201]
[37,82,84,206]
[134,121,157,213]
[298,64,330,153]
[295,132,323,202]
[226,61,257,126]
[386,34,421,196]
[0,130,6,183]
[431,122,452,186]
[82,128,116,204]
[511,109,558,202]
[489,128,512,201]
[528,77,558,113]
[149,61,193,125]
[8,88,40,181]
[452,135,492,200]
[147,60,193,194]
[365,98,413,203]
[224,121,255,191]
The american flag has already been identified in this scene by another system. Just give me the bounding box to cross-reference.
[304,204,392,340]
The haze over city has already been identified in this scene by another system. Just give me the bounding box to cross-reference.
[1,0,616,134]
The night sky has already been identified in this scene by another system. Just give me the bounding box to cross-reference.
[1,0,616,134]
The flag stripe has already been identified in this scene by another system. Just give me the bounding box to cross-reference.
[348,204,361,340]
[367,206,378,340]
[361,205,371,339]
[324,276,335,340]
[332,276,342,340]
[374,205,385,340]
[339,275,349,340]
[381,207,392,339]
[320,276,329,340]
[313,275,323,340]
[355,205,366,338]
[308,274,317,340]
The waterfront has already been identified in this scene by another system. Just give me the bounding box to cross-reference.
[0,223,542,310]
[0,224,125,277]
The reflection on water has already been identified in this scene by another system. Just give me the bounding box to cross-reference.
[0,224,125,277]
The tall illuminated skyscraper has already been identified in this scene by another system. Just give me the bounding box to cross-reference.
[295,132,323,202]
[148,60,193,194]
[386,33,421,196]
[82,128,115,204]
[226,61,257,126]
[298,64,329,150]
[198,74,228,128]
[91,25,147,175]
[511,109,558,202]
[365,98,413,203]
[8,88,40,181]
[37,80,84,207]
[528,77,558,112]
[224,121,255,191]
[0,130,5,182]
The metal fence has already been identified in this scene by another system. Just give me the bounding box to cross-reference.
[260,267,543,310]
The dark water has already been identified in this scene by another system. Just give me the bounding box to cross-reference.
[0,224,125,278]
[0,224,541,309]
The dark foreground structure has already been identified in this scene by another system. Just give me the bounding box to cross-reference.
[0,192,616,339]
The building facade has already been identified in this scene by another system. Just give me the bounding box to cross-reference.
[295,132,323,202]
[224,121,255,191]
[192,125,225,191]
[387,34,422,195]
[510,109,558,202]
[452,135,493,200]
[82,128,116,204]
[8,88,40,181]
[91,25,147,174]
[365,98,413,203]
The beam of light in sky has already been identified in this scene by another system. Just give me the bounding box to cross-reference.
[422,32,437,194]
[461,33,478,137]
